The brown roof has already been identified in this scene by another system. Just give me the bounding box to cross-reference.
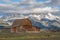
[11,18,32,27]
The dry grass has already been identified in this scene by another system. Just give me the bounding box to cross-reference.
[0,32,60,40]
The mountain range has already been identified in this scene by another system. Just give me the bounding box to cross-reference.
[0,12,60,31]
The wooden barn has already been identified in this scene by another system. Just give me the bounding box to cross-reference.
[11,18,40,33]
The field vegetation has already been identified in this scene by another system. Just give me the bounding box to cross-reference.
[0,32,60,40]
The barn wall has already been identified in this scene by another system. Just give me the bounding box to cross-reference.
[11,27,16,33]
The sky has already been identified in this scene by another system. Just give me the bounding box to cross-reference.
[0,0,60,16]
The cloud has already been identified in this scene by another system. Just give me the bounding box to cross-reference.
[18,0,59,13]
[0,4,20,13]
[50,0,60,6]
[0,0,60,14]
[30,7,59,13]
[43,0,60,7]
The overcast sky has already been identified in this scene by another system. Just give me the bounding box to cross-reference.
[0,0,60,16]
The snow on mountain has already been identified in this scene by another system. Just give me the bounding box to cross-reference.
[44,12,60,20]
[9,15,28,20]
[0,12,60,21]
[0,12,60,30]
[29,12,60,22]
[28,13,60,30]
[29,15,41,21]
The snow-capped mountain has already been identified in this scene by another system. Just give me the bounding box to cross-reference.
[44,12,60,20]
[0,12,60,21]
[28,13,60,31]
[0,12,60,31]
[29,12,60,22]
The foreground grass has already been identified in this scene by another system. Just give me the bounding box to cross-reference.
[0,33,48,40]
[0,32,60,40]
[0,36,49,40]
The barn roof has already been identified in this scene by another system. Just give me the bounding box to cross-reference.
[11,18,32,27]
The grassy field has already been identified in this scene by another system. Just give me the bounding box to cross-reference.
[0,32,60,40]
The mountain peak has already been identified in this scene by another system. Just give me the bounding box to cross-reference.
[44,12,59,20]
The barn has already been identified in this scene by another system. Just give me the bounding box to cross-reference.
[11,18,40,33]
